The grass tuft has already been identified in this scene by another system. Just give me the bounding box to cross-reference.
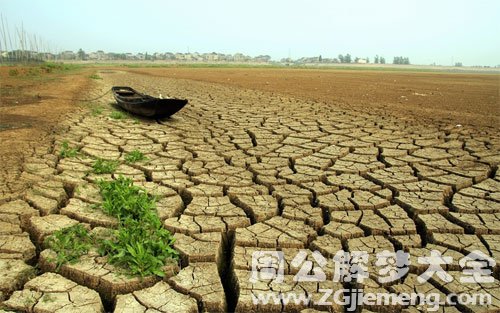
[97,176,178,277]
[44,224,93,270]
[91,106,103,116]
[92,158,119,174]
[109,111,126,119]
[89,73,102,80]
[59,140,79,158]
[44,176,178,278]
[125,150,147,163]
[97,177,152,220]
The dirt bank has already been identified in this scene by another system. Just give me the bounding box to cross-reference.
[0,66,94,202]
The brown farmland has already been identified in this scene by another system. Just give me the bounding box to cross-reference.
[128,67,500,129]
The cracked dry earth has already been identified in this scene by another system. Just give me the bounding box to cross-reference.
[0,69,499,313]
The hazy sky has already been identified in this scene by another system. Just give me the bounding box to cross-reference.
[1,0,499,65]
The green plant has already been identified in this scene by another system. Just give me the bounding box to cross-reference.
[91,106,103,116]
[97,177,152,220]
[41,62,62,71]
[59,140,79,158]
[109,111,126,119]
[99,216,177,277]
[96,176,178,277]
[92,158,119,174]
[8,69,19,76]
[125,150,147,163]
[43,176,178,278]
[40,62,80,72]
[44,224,93,270]
[89,73,102,80]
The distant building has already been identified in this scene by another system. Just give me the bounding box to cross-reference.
[234,53,250,62]
[174,53,185,60]
[206,52,219,62]
[42,52,55,60]
[253,55,271,62]
[59,50,76,60]
[96,50,107,60]
[153,52,164,60]
[192,52,204,61]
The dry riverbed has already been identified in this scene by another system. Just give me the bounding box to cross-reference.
[0,68,499,312]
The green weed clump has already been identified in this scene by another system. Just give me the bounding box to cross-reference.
[109,111,126,119]
[59,140,79,158]
[125,150,147,163]
[40,62,80,73]
[91,106,103,116]
[8,69,19,76]
[97,177,153,220]
[45,177,178,277]
[92,158,119,174]
[44,224,93,270]
[99,215,177,277]
[89,73,102,80]
[97,177,178,277]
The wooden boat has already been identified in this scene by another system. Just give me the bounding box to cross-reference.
[111,86,188,118]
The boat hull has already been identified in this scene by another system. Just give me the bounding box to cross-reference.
[112,86,188,118]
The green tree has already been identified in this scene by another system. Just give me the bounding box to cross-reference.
[345,54,351,63]
[338,54,344,63]
[77,48,86,60]
[374,55,379,64]
[380,56,385,64]
[393,56,410,65]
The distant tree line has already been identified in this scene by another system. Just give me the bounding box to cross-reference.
[340,54,411,65]
[338,54,351,63]
[373,55,386,64]
[393,56,410,65]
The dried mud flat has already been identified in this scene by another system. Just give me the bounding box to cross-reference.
[0,69,499,313]
[0,67,94,203]
[127,67,500,129]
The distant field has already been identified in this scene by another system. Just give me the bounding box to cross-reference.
[61,60,500,74]
[124,67,500,129]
